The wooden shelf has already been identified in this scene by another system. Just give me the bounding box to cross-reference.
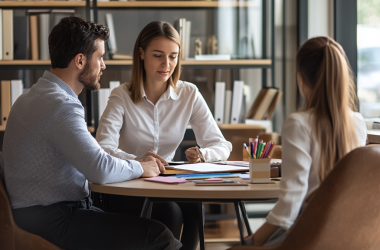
[0,60,50,65]
[105,59,271,66]
[0,59,271,66]
[97,1,260,8]
[0,1,86,7]
[0,125,95,132]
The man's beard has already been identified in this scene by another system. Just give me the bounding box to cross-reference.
[78,62,102,91]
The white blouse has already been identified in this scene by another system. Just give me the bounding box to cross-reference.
[96,81,232,162]
[266,110,367,230]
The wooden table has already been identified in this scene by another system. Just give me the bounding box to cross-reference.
[90,178,280,250]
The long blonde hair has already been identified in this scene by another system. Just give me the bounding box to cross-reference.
[128,21,182,104]
[297,37,359,181]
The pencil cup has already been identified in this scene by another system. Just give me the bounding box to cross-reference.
[249,158,271,183]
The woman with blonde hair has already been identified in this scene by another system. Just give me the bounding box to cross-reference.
[96,21,232,250]
[251,36,367,246]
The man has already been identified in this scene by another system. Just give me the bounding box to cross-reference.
[2,17,181,250]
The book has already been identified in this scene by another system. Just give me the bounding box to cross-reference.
[105,13,117,55]
[179,18,186,60]
[2,9,13,60]
[224,90,232,124]
[0,9,2,60]
[246,88,279,120]
[98,88,110,120]
[195,54,231,60]
[230,81,244,124]
[10,80,23,106]
[214,82,225,124]
[184,20,191,59]
[29,15,39,60]
[104,13,132,60]
[265,91,283,120]
[39,13,50,60]
[144,176,187,184]
[109,81,120,93]
[0,81,11,129]
[194,180,248,186]
[13,9,29,60]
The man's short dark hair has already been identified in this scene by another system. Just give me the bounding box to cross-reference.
[49,17,109,69]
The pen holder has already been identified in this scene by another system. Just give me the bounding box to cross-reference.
[249,158,271,183]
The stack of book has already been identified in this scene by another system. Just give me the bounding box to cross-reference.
[246,87,282,120]
[0,9,75,60]
[174,18,191,60]
[214,83,282,124]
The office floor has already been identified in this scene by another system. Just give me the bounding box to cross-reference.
[200,203,275,250]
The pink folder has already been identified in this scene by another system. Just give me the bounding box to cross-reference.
[144,176,187,184]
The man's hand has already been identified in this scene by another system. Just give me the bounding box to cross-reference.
[185,147,200,164]
[140,156,166,178]
[135,150,167,173]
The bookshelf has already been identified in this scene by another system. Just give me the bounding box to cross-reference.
[97,1,260,8]
[0,1,86,7]
[0,1,93,133]
[0,0,275,145]
[0,59,271,67]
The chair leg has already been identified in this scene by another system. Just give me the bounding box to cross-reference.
[239,202,253,236]
[198,202,205,250]
[234,201,246,245]
[140,197,152,218]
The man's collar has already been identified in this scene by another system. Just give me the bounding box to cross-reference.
[43,71,78,99]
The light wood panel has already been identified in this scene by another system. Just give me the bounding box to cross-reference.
[98,1,260,8]
[0,1,86,7]
[89,177,280,199]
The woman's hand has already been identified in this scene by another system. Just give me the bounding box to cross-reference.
[135,150,167,174]
[185,147,201,163]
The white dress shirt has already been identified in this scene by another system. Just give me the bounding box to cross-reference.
[266,110,367,230]
[96,80,232,162]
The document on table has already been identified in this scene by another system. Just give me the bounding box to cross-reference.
[166,163,249,173]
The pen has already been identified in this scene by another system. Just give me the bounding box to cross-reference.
[253,136,258,155]
[261,141,270,158]
[196,146,206,162]
[243,143,252,159]
[266,142,275,158]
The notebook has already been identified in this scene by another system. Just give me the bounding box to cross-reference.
[144,176,187,184]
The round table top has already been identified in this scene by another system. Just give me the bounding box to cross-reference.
[89,178,280,200]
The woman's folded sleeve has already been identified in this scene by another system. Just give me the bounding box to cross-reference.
[266,114,312,230]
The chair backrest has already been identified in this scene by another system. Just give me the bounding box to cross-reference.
[279,145,380,250]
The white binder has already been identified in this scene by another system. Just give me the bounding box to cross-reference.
[230,80,244,124]
[109,81,120,94]
[214,82,225,124]
[98,88,110,121]
[10,80,23,106]
[224,90,232,124]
